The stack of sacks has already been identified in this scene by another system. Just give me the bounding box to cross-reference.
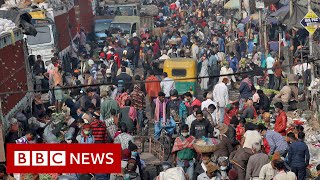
[0,18,16,34]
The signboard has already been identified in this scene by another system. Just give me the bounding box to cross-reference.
[255,1,265,9]
[300,10,320,35]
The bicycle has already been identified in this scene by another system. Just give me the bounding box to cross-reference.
[159,127,173,161]
[158,118,178,161]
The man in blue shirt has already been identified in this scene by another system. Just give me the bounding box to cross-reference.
[217,34,225,52]
[227,52,238,73]
[258,124,289,156]
[287,132,310,180]
[181,31,188,47]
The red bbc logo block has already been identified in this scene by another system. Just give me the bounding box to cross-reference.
[14,151,66,166]
[7,144,121,173]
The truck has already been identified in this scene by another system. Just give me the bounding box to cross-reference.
[109,15,154,37]
[0,28,33,161]
[94,17,113,47]
[25,3,77,67]
[0,28,33,155]
[103,3,140,16]
[93,3,141,47]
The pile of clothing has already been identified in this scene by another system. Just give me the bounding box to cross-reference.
[0,18,15,34]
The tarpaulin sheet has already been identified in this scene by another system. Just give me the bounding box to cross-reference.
[269,4,308,29]
[0,9,37,36]
[224,0,240,9]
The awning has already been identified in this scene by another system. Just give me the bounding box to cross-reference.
[224,0,240,9]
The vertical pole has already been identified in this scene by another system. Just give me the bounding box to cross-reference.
[264,20,268,57]
[308,0,315,82]
[259,9,262,47]
[290,0,293,17]
[278,31,281,58]
[289,0,294,74]
[0,97,5,162]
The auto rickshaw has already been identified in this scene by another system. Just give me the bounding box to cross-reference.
[163,58,197,95]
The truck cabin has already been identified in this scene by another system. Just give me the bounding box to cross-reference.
[94,19,113,47]
[103,4,139,16]
[109,22,137,38]
[26,10,56,67]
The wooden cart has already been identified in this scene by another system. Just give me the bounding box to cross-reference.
[133,136,169,175]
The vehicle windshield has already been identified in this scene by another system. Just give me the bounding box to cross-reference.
[109,23,131,34]
[95,21,111,32]
[27,26,52,45]
[106,6,135,16]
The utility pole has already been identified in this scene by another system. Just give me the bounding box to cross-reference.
[290,0,293,17]
[0,97,5,162]
[289,0,293,73]
[308,0,315,82]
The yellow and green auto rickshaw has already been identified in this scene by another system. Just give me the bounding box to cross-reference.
[163,58,197,95]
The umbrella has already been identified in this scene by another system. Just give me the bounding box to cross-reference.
[224,0,240,9]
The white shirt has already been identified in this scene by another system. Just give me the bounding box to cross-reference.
[259,162,277,180]
[266,56,275,74]
[186,114,196,131]
[159,54,170,61]
[213,83,229,108]
[175,0,180,8]
[302,63,311,70]
[219,66,236,85]
[192,44,199,60]
[47,63,55,73]
[293,64,302,75]
[160,77,176,97]
[243,130,262,149]
[273,170,297,180]
[201,99,216,110]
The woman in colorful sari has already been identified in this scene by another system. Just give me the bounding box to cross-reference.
[224,103,239,125]
[172,124,196,180]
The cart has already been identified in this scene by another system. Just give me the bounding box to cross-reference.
[133,136,170,175]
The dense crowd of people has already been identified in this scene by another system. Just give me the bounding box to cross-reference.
[1,0,319,179]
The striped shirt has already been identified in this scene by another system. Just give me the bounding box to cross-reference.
[90,120,107,143]
[16,136,28,144]
[265,130,289,155]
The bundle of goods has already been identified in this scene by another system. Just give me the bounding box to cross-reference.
[0,18,16,34]
[1,0,30,8]
[261,88,279,96]
[22,173,58,180]
[245,118,266,126]
[143,5,159,16]
[193,137,220,153]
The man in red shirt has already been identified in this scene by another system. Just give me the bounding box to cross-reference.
[184,92,201,115]
[274,102,287,136]
[145,71,161,118]
[169,2,177,14]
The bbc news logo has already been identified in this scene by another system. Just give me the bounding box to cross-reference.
[6,144,121,173]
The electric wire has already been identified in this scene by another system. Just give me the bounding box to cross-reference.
[0,58,319,96]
